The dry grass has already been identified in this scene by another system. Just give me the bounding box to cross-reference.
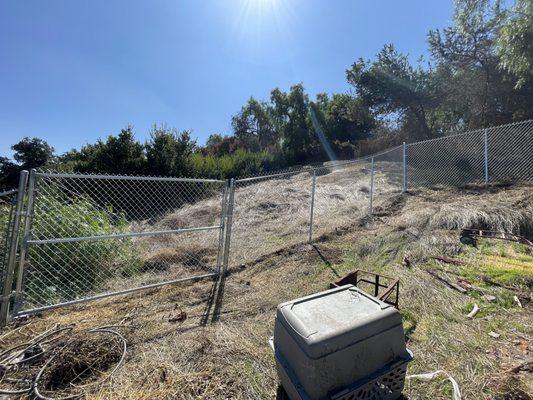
[1,178,532,399]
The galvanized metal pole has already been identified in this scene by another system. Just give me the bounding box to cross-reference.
[402,142,407,192]
[308,169,316,243]
[0,170,28,326]
[215,183,229,276]
[221,179,235,275]
[484,129,489,185]
[13,169,37,315]
[370,157,374,215]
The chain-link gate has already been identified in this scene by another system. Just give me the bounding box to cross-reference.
[0,190,19,283]
[8,171,229,318]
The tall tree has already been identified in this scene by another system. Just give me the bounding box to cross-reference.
[497,0,533,89]
[205,133,223,148]
[428,0,532,126]
[145,125,197,177]
[231,98,277,151]
[12,137,55,169]
[346,45,439,140]
[66,127,146,174]
[271,84,316,163]
[321,93,376,143]
[0,137,55,188]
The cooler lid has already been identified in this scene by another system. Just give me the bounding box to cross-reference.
[276,285,402,358]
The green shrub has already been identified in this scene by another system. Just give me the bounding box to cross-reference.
[190,149,285,179]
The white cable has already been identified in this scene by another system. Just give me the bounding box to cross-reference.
[406,370,461,400]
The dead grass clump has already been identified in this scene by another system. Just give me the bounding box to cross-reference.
[157,200,221,230]
[143,248,177,272]
[143,245,216,272]
[179,245,216,269]
[40,331,123,392]
[427,189,533,238]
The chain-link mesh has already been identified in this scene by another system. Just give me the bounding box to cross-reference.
[407,130,486,187]
[230,169,313,266]
[0,189,18,293]
[312,160,371,238]
[486,120,533,183]
[406,120,533,188]
[371,146,404,212]
[19,173,226,313]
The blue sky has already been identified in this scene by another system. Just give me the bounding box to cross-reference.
[0,0,454,157]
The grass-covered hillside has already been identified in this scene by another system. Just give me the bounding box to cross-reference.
[0,183,531,399]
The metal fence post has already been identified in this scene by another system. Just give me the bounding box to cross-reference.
[484,129,489,185]
[402,142,407,192]
[12,169,37,315]
[370,157,374,215]
[215,182,229,276]
[221,179,235,275]
[308,169,316,243]
[0,170,28,326]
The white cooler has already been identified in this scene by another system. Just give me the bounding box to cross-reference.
[271,285,413,400]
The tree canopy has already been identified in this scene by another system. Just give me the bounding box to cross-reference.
[1,0,531,189]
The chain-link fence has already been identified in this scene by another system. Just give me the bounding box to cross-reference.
[406,119,533,187]
[0,119,532,323]
[229,119,532,266]
[9,171,228,317]
[230,169,314,266]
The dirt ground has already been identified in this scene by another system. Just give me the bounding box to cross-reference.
[0,184,532,399]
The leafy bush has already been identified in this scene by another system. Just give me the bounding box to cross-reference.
[25,192,143,305]
[191,149,285,179]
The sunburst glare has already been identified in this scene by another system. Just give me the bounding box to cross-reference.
[228,0,298,65]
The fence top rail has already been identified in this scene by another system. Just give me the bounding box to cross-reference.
[235,169,312,183]
[0,188,18,197]
[406,118,533,147]
[365,144,404,159]
[235,157,375,183]
[34,171,226,184]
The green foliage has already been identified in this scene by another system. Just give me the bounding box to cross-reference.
[1,137,55,189]
[191,149,283,179]
[232,98,278,152]
[428,0,532,127]
[497,0,533,89]
[205,133,224,148]
[12,137,55,169]
[347,44,440,140]
[62,127,146,175]
[26,192,143,305]
[145,124,196,177]
[320,93,375,143]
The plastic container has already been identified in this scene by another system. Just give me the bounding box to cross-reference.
[272,285,412,400]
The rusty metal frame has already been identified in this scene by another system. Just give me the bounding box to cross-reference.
[330,269,400,308]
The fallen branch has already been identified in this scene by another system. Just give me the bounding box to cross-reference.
[427,270,468,293]
[433,256,466,266]
[481,275,521,292]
